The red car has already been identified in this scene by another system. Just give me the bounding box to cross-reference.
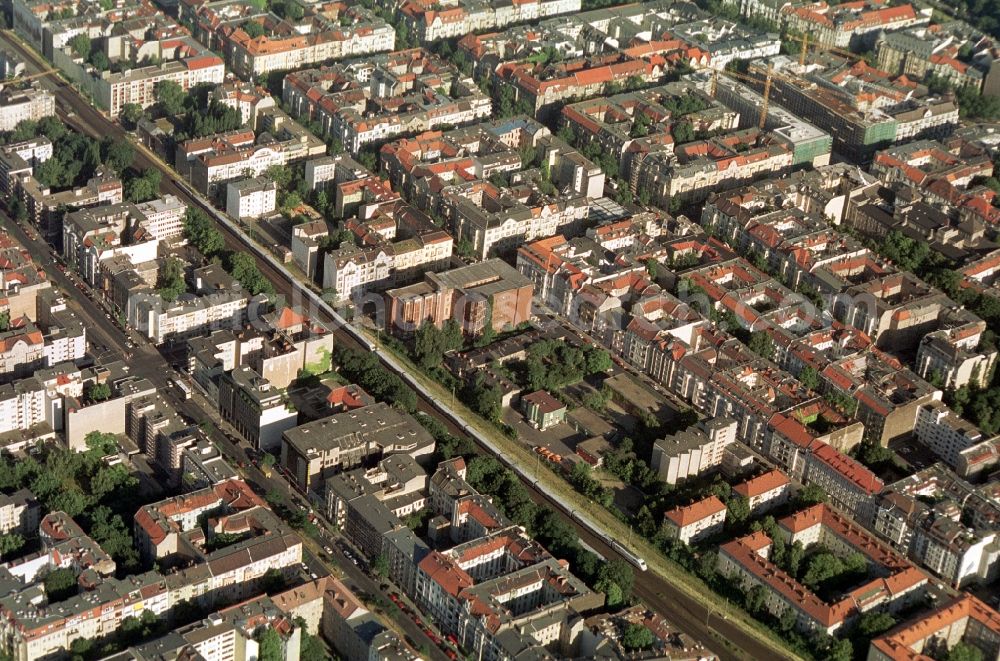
[445,650,458,660]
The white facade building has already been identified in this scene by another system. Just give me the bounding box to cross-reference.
[226,177,277,220]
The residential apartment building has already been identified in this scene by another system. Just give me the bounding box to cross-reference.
[321,204,453,304]
[873,464,1000,588]
[718,504,929,635]
[399,0,581,43]
[732,469,791,516]
[780,0,928,50]
[226,176,277,220]
[218,8,395,79]
[663,495,727,545]
[0,483,302,661]
[751,54,956,161]
[914,401,985,469]
[869,595,1000,661]
[283,49,491,155]
[494,53,659,121]
[61,203,159,285]
[0,84,55,132]
[281,403,435,491]
[651,417,737,485]
[385,259,533,337]
[133,195,187,241]
[0,488,39,536]
[218,365,298,452]
[126,265,257,345]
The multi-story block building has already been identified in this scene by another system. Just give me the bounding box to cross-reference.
[663,495,727,545]
[385,259,533,337]
[651,417,737,485]
[0,481,301,661]
[218,365,298,453]
[869,594,1000,661]
[62,203,159,286]
[719,504,929,635]
[732,469,791,516]
[399,0,581,43]
[914,401,985,469]
[281,402,435,491]
[132,195,187,241]
[126,265,258,345]
[321,203,453,304]
[872,464,1000,588]
[0,488,39,536]
[780,0,928,50]
[226,176,277,220]
[876,23,1000,93]
[217,7,395,79]
[751,54,957,161]
[0,84,55,132]
[494,53,659,121]
[283,49,491,155]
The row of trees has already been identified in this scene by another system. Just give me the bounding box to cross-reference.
[334,346,418,413]
[463,455,636,606]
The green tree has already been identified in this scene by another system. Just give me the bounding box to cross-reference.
[372,553,389,580]
[796,483,827,507]
[85,382,112,402]
[264,164,294,190]
[87,506,140,572]
[183,208,225,257]
[120,102,145,128]
[744,584,767,614]
[243,21,266,39]
[947,642,984,661]
[621,623,655,650]
[125,169,161,203]
[853,441,894,471]
[261,567,286,593]
[799,365,820,391]
[462,372,502,422]
[299,630,331,660]
[747,331,775,361]
[857,611,896,638]
[255,627,283,661]
[601,580,624,607]
[597,559,634,600]
[585,347,612,374]
[69,34,91,59]
[154,80,186,116]
[102,138,135,176]
[227,252,274,296]
[826,638,853,661]
[88,50,109,71]
[0,533,24,560]
[157,257,186,302]
[727,494,750,526]
[44,568,78,602]
[671,121,695,144]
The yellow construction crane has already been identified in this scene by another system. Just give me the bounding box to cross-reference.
[759,64,773,131]
[709,65,780,131]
